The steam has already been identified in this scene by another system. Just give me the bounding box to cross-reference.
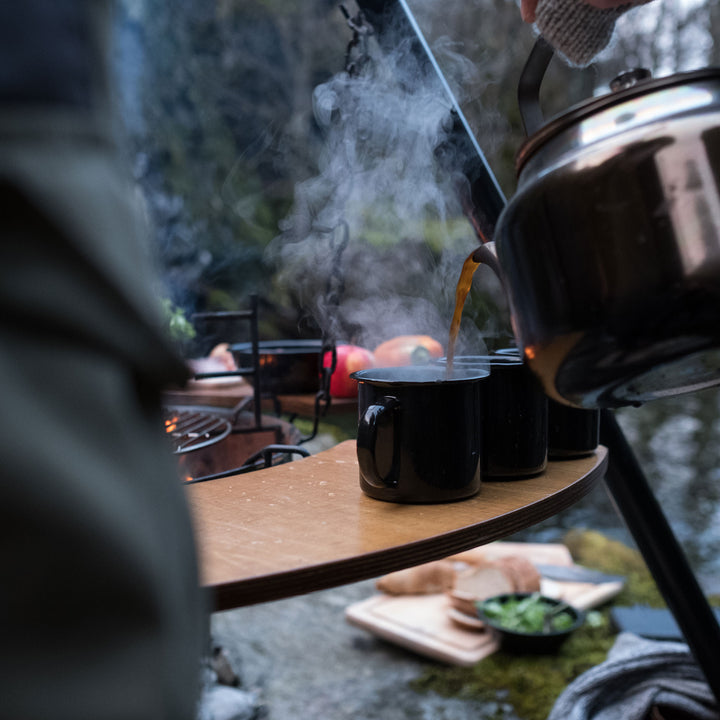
[266,8,490,354]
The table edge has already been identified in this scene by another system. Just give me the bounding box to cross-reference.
[205,446,608,611]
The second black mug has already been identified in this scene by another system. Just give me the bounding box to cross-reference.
[449,353,548,479]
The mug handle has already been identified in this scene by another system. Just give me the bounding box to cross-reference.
[356,395,400,489]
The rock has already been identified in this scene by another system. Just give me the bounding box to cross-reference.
[197,684,265,720]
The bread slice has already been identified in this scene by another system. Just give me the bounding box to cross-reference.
[446,556,541,618]
[448,565,514,616]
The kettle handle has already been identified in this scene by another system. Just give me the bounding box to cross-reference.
[518,36,555,137]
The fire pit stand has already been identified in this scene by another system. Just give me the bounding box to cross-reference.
[192,294,337,445]
[191,294,263,432]
[185,444,310,484]
[163,296,312,479]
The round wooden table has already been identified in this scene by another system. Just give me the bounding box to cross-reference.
[186,440,608,611]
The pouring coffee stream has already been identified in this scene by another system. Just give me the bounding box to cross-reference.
[445,250,481,377]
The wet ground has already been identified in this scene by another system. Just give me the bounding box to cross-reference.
[210,578,522,720]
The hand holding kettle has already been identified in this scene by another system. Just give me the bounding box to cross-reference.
[520,0,657,66]
[521,0,655,21]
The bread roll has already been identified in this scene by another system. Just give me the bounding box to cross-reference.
[375,560,456,595]
[493,555,541,593]
[447,548,489,565]
[374,553,540,603]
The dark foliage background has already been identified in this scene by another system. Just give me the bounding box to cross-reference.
[112,0,720,349]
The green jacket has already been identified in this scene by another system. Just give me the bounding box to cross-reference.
[0,3,205,719]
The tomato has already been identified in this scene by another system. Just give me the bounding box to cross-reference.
[323,344,375,398]
[373,335,444,367]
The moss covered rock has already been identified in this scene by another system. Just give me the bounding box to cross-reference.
[564,529,665,607]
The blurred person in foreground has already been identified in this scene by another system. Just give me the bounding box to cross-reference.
[0,3,205,719]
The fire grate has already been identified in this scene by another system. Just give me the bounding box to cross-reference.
[163,407,232,454]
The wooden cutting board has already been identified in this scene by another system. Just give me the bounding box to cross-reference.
[345,542,623,666]
[346,592,500,666]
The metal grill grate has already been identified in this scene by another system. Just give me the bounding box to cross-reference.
[163,407,232,454]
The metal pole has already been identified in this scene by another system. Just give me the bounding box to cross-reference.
[353,0,507,241]
[601,409,720,702]
[248,294,263,430]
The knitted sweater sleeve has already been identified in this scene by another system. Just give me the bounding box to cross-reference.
[535,0,634,66]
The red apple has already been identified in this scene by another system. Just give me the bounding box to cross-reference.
[323,344,375,398]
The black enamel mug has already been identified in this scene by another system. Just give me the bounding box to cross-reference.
[452,353,548,479]
[351,366,488,503]
[494,347,599,459]
[547,399,600,459]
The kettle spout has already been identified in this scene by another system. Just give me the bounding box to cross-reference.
[471,241,501,277]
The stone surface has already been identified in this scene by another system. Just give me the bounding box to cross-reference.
[210,579,519,720]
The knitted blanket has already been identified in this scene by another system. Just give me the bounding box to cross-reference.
[547,633,719,720]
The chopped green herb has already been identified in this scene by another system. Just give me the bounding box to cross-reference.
[479,594,577,634]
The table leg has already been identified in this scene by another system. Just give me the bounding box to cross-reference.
[600,409,720,703]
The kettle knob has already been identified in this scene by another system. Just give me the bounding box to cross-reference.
[610,68,652,92]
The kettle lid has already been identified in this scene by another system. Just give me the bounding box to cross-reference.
[515,38,720,175]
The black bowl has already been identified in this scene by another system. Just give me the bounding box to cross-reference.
[476,593,585,653]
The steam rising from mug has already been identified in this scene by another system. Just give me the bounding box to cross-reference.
[265,18,496,348]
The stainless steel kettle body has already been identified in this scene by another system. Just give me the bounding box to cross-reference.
[493,45,720,409]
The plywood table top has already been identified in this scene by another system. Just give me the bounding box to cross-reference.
[186,440,608,611]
